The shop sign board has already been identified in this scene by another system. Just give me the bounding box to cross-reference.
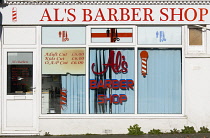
[42,48,85,74]
[1,5,210,25]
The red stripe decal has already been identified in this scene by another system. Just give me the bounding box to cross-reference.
[91,33,133,38]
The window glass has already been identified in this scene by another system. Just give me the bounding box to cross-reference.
[91,28,133,43]
[42,26,86,45]
[89,48,135,114]
[7,52,33,95]
[138,26,182,45]
[189,28,202,45]
[42,48,86,114]
[138,48,182,114]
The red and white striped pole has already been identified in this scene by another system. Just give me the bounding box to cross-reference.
[60,88,67,110]
[12,7,17,22]
[140,51,149,77]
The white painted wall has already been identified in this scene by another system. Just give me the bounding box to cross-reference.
[39,118,187,135]
[185,58,210,128]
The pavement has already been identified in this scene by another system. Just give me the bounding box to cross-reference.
[1,134,210,138]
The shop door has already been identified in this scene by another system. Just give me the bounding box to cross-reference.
[2,50,38,133]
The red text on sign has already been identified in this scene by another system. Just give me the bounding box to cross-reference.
[160,8,208,21]
[82,8,154,22]
[98,94,127,104]
[91,50,128,75]
[40,8,76,22]
[90,79,134,89]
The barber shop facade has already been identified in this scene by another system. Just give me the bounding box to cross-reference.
[1,0,210,135]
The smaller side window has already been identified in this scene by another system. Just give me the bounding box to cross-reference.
[189,27,203,46]
[187,25,206,54]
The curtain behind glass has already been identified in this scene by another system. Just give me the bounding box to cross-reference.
[61,74,86,114]
[89,48,135,114]
[138,49,182,114]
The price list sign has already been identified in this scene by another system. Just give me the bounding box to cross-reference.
[42,48,85,74]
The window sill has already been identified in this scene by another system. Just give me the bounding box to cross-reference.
[185,53,210,57]
[39,114,187,119]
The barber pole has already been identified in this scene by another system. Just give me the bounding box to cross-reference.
[60,88,67,110]
[140,51,149,77]
[12,7,17,22]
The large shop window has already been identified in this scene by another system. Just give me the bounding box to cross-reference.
[89,48,135,114]
[137,49,182,114]
[41,48,86,114]
[40,26,182,115]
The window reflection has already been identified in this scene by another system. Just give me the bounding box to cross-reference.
[7,52,33,95]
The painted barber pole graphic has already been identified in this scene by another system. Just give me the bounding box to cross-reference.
[60,88,67,110]
[12,7,17,22]
[140,51,149,77]
[91,28,133,43]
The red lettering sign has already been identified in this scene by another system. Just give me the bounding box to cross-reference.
[89,79,134,89]
[91,50,128,75]
[39,7,209,23]
[98,94,127,104]
[160,8,208,21]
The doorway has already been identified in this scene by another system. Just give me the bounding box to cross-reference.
[2,49,38,133]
